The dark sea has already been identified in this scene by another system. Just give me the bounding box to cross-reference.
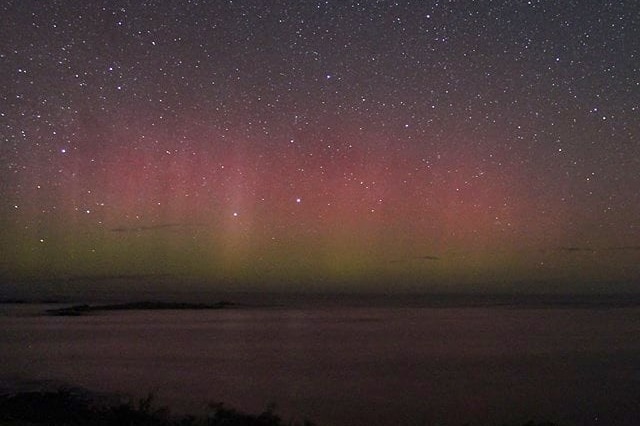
[1,293,639,425]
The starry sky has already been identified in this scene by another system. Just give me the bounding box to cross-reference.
[1,0,639,294]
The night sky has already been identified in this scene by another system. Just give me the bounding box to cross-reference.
[1,1,639,293]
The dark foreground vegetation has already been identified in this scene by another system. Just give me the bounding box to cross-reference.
[0,389,312,426]
[0,389,562,426]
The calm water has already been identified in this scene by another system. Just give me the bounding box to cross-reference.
[1,299,640,425]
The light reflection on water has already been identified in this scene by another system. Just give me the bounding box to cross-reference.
[1,303,640,425]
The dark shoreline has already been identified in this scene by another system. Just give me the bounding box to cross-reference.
[0,388,563,426]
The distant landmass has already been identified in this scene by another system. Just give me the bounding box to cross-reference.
[46,301,237,316]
